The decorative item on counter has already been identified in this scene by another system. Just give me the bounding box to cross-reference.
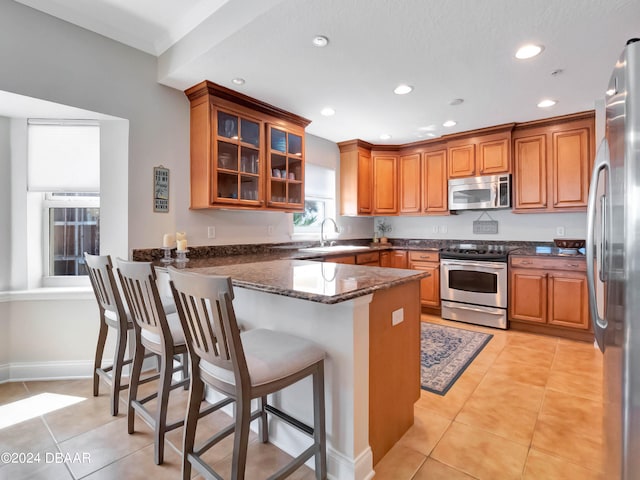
[176,232,188,251]
[376,219,392,244]
[161,233,176,263]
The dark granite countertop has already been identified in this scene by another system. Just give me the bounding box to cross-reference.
[509,246,586,259]
[163,259,427,304]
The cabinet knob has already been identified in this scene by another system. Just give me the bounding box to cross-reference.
[566,263,580,268]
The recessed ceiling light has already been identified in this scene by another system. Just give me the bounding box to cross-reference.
[320,107,335,116]
[418,125,437,131]
[537,99,557,108]
[443,120,457,128]
[379,133,392,140]
[449,98,464,106]
[231,77,245,85]
[515,44,544,59]
[393,84,413,95]
[312,35,329,47]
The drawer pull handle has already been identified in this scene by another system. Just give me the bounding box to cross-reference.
[566,263,580,268]
[520,261,532,265]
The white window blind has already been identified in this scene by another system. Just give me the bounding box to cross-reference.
[27,121,100,192]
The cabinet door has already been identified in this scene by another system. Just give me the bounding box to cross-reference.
[410,262,440,307]
[448,144,475,178]
[548,272,590,330]
[399,153,422,214]
[267,126,304,210]
[389,251,408,269]
[422,149,448,213]
[327,255,355,265]
[552,127,590,209]
[373,155,398,214]
[509,269,547,324]
[358,151,373,214]
[380,251,390,268]
[513,135,547,210]
[478,137,510,175]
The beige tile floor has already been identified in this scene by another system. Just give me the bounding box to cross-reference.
[0,315,604,479]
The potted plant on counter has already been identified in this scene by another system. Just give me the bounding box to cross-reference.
[376,219,392,244]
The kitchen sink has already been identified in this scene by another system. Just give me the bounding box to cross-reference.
[298,245,366,253]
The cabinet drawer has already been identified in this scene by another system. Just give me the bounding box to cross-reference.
[510,256,586,272]
[356,251,380,265]
[408,251,439,262]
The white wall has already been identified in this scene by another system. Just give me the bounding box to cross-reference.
[383,209,587,242]
[0,117,10,290]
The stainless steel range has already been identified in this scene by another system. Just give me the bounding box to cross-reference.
[440,244,508,329]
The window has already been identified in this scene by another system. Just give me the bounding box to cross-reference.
[45,193,100,276]
[293,164,335,236]
[27,121,100,282]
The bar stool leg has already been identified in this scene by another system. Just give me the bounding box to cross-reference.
[93,321,108,397]
[182,367,204,480]
[231,396,251,480]
[313,363,327,480]
[154,352,173,465]
[110,324,128,416]
[127,339,145,434]
[258,396,268,443]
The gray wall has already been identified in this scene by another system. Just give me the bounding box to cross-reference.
[0,117,10,290]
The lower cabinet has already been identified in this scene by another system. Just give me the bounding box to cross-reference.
[326,255,356,265]
[509,255,591,341]
[380,250,408,269]
[356,251,380,266]
[408,251,440,310]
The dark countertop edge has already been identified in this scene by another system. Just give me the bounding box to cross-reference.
[231,270,428,305]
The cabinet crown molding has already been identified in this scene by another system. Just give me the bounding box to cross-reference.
[185,80,311,128]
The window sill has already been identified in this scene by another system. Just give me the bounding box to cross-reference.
[0,287,94,303]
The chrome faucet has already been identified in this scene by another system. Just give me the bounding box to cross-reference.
[320,218,339,247]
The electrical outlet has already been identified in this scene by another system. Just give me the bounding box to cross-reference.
[207,226,216,239]
[267,225,274,236]
[439,225,448,233]
[556,226,565,237]
[392,308,404,326]
[432,225,439,233]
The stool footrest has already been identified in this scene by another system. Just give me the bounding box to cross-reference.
[265,404,313,437]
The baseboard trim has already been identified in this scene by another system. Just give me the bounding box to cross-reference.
[6,360,95,382]
[0,363,9,383]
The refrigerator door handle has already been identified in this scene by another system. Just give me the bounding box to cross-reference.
[586,138,610,352]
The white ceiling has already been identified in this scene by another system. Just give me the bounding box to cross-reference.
[14,0,640,144]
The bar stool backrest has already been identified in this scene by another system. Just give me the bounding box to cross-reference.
[116,259,172,350]
[168,268,250,392]
[84,253,128,329]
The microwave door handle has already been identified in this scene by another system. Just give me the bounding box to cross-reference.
[493,183,498,207]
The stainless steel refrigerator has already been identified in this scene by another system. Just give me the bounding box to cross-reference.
[587,37,640,479]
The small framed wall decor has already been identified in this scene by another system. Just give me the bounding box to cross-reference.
[154,166,170,212]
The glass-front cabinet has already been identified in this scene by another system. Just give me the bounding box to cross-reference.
[185,81,310,211]
[267,126,304,209]
[214,109,262,206]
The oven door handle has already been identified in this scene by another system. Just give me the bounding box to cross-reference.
[444,303,504,315]
[440,259,506,270]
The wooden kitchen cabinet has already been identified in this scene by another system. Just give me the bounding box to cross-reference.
[447,128,513,179]
[338,140,373,215]
[513,112,594,213]
[372,152,398,215]
[380,250,408,269]
[509,255,592,341]
[398,146,448,215]
[408,251,440,310]
[185,80,310,211]
[356,251,381,266]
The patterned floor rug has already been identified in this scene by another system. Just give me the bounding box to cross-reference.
[421,322,493,396]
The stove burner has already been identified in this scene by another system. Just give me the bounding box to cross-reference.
[439,244,509,261]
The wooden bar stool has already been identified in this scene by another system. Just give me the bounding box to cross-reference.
[116,259,190,465]
[85,253,139,416]
[168,267,327,480]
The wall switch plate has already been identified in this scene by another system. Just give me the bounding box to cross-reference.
[207,226,216,239]
[556,226,565,237]
[432,225,439,233]
[439,225,448,233]
[392,308,404,326]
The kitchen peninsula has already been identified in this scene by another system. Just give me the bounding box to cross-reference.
[159,256,426,480]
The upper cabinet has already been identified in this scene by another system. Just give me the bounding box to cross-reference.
[372,152,398,215]
[185,81,310,211]
[447,127,513,178]
[513,112,594,213]
[338,140,373,215]
[399,145,448,215]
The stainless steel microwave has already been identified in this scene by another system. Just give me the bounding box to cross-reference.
[448,174,511,210]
